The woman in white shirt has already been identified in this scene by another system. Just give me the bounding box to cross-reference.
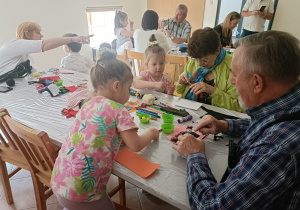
[0,21,92,77]
[133,10,172,53]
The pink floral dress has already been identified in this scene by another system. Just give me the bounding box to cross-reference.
[51,96,137,202]
[137,70,171,93]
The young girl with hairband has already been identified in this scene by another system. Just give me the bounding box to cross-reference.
[51,48,159,210]
[135,34,175,95]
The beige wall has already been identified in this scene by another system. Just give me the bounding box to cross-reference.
[0,0,147,70]
[202,0,300,40]
[272,0,300,39]
[148,0,205,32]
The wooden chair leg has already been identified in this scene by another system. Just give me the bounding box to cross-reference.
[118,177,126,207]
[31,175,47,210]
[0,159,13,204]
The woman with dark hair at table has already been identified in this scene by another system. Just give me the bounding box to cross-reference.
[213,12,241,48]
[0,21,92,76]
[176,28,243,112]
[133,10,172,53]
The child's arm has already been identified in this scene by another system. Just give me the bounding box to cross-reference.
[132,79,167,91]
[119,128,159,152]
[120,29,134,37]
[129,19,134,32]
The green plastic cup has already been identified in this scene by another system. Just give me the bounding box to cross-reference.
[162,114,174,123]
[161,123,175,134]
[139,114,151,124]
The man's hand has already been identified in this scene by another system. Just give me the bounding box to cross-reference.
[190,82,215,95]
[178,74,191,85]
[193,115,228,135]
[172,134,205,158]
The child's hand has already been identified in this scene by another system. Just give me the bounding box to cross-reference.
[178,74,191,85]
[150,128,160,140]
[153,81,167,91]
[129,19,134,26]
[166,83,175,95]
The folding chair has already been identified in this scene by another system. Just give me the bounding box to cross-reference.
[3,113,58,210]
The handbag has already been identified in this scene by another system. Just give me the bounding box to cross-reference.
[0,60,32,83]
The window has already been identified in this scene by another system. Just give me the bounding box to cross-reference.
[86,6,122,48]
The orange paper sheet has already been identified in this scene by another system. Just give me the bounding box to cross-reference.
[115,148,160,178]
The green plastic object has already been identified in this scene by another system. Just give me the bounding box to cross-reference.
[139,114,151,124]
[161,123,175,134]
[162,114,174,123]
[54,79,63,86]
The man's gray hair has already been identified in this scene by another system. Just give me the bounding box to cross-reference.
[235,31,300,82]
[177,4,188,15]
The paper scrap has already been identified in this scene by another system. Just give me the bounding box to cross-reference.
[115,148,160,178]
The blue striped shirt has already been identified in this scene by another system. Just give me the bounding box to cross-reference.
[187,83,300,210]
[162,18,191,42]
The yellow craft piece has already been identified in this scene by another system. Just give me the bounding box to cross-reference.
[135,93,139,96]
[142,116,146,120]
[33,72,41,77]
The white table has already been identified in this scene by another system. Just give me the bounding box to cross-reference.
[0,73,248,210]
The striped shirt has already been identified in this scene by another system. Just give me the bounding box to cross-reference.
[162,18,191,42]
[187,83,300,210]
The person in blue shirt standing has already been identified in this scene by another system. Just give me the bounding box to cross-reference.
[173,30,300,210]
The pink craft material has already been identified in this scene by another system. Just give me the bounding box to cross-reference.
[167,125,206,142]
[39,76,60,82]
[65,86,77,92]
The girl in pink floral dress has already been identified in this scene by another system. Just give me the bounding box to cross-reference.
[51,49,159,210]
[136,34,175,95]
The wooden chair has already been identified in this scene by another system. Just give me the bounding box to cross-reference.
[0,108,30,205]
[165,54,188,85]
[125,50,145,78]
[3,113,58,210]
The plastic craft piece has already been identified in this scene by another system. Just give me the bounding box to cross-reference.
[32,72,41,77]
[141,103,147,108]
[160,107,190,117]
[39,76,60,82]
[38,84,60,97]
[177,115,193,123]
[170,131,200,143]
[54,79,63,86]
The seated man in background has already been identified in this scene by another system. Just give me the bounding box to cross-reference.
[173,30,300,209]
[161,4,191,44]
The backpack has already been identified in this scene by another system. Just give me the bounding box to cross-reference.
[0,60,32,83]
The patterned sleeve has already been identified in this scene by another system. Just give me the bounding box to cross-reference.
[136,70,148,81]
[182,23,192,41]
[224,118,250,137]
[116,108,138,132]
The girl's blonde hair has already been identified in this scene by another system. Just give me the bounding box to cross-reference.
[222,12,241,39]
[16,22,41,39]
[144,34,165,63]
[90,48,133,96]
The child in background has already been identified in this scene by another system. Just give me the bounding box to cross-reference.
[114,11,134,55]
[135,34,175,95]
[60,33,95,74]
[51,49,159,210]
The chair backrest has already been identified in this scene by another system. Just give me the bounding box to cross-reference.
[111,39,117,50]
[125,50,145,78]
[4,114,57,187]
[165,54,188,85]
[0,109,29,169]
